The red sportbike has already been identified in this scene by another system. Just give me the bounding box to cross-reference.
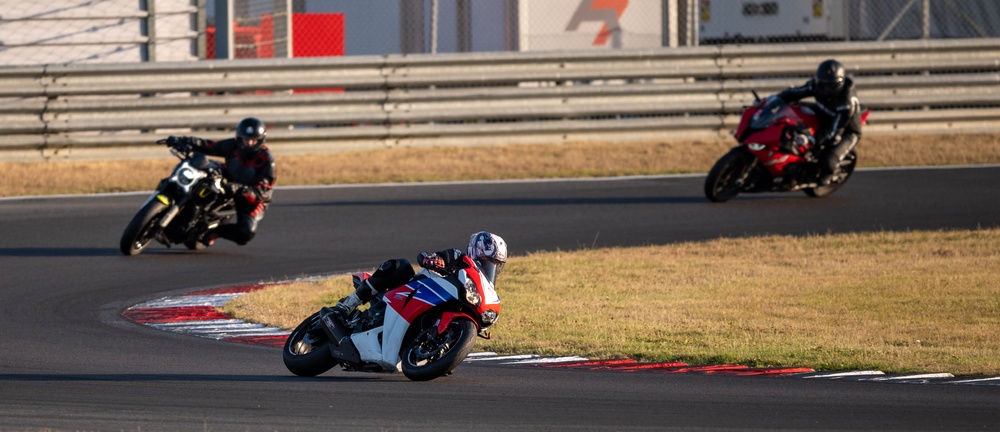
[282,255,501,381]
[704,92,869,202]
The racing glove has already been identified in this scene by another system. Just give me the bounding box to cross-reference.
[165,136,193,151]
[418,252,446,271]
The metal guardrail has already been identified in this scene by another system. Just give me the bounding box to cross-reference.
[1,38,999,160]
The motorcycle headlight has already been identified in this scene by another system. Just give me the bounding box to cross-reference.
[482,309,498,325]
[177,167,197,186]
[463,278,481,307]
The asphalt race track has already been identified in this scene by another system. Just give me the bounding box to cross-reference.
[1,166,999,431]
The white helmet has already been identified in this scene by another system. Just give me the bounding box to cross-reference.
[467,231,507,283]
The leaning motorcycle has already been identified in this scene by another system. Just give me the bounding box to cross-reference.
[283,256,502,381]
[704,92,870,202]
[119,139,236,255]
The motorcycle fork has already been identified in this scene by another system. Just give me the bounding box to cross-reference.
[736,157,759,188]
[157,195,189,229]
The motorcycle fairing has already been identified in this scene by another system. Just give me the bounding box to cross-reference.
[374,273,460,371]
[385,275,459,323]
[738,99,823,177]
[349,326,391,370]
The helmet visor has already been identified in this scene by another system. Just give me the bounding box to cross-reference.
[476,257,505,285]
[238,136,261,151]
[816,79,842,95]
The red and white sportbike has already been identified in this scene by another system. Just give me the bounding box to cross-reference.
[704,91,870,202]
[282,256,501,381]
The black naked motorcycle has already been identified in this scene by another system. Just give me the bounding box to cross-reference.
[119,139,236,255]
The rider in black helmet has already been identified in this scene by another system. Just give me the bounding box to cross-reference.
[777,59,863,185]
[165,117,276,246]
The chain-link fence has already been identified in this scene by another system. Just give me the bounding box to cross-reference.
[211,0,1000,58]
[0,0,202,66]
[699,0,1000,44]
[205,0,343,59]
[2,0,999,65]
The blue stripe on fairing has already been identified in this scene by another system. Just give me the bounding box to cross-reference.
[407,278,455,306]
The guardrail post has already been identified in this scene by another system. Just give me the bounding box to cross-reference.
[273,0,293,58]
[140,0,157,62]
[214,0,234,60]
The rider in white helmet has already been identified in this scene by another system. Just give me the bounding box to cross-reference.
[331,231,508,319]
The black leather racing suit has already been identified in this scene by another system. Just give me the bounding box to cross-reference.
[187,137,276,245]
[777,77,863,180]
[349,249,468,305]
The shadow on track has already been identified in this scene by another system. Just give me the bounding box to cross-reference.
[282,196,768,208]
[0,373,388,383]
[0,247,121,257]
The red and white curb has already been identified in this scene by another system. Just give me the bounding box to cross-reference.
[124,284,291,348]
[123,284,1000,386]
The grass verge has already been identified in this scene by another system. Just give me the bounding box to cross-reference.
[4,133,1000,198]
[224,227,1000,375]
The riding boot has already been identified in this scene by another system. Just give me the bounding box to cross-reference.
[817,133,859,186]
[331,279,379,318]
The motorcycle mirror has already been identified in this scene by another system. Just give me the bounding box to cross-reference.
[752,90,761,102]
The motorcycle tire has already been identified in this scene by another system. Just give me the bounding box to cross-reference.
[704,147,754,203]
[283,312,338,377]
[401,317,477,381]
[119,200,168,256]
[804,150,857,198]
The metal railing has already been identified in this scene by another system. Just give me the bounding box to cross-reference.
[2,38,999,160]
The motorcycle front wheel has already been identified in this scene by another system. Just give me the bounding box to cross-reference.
[119,200,168,256]
[804,150,857,198]
[283,312,337,377]
[704,147,755,203]
[401,317,477,381]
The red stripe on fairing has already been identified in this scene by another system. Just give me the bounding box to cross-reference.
[224,335,288,347]
[186,285,270,295]
[123,306,230,323]
[385,286,435,323]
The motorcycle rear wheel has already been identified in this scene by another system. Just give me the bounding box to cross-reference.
[119,200,168,256]
[283,312,338,377]
[401,317,477,381]
[804,150,857,198]
[704,147,754,203]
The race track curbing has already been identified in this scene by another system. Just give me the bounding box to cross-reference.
[122,282,1000,386]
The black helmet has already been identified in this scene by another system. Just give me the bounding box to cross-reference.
[235,117,267,153]
[814,59,846,96]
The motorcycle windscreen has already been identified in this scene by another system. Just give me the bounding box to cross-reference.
[749,98,789,130]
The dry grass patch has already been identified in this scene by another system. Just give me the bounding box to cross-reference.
[225,227,1000,375]
[4,133,1000,197]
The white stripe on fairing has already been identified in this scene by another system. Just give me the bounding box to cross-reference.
[803,371,886,379]
[949,377,1000,384]
[463,354,540,362]
[129,294,243,309]
[503,356,590,365]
